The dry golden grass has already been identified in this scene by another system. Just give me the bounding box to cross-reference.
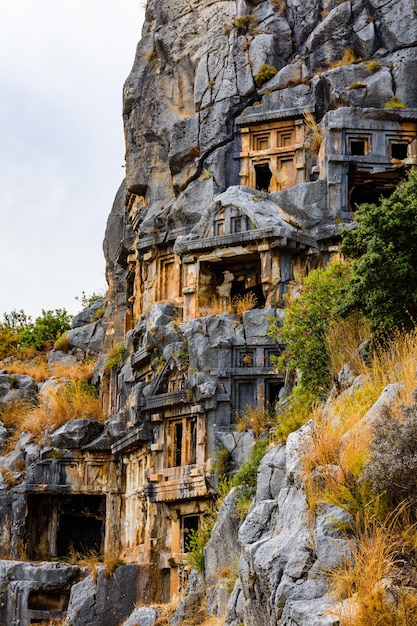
[326,314,370,381]
[232,292,257,317]
[199,299,229,317]
[148,598,221,626]
[329,509,417,626]
[0,357,95,384]
[304,110,324,157]
[0,397,34,430]
[329,48,358,69]
[270,0,286,14]
[302,329,417,513]
[236,405,274,439]
[0,383,104,450]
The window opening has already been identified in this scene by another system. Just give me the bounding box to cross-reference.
[214,219,225,236]
[235,381,256,413]
[255,164,272,191]
[266,381,284,410]
[174,422,183,467]
[167,418,197,467]
[231,216,242,233]
[350,140,366,156]
[391,143,408,160]
[28,591,69,613]
[190,419,197,465]
[182,515,200,552]
[235,349,255,368]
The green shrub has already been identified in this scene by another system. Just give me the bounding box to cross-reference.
[340,170,417,337]
[75,291,104,308]
[214,446,232,479]
[269,260,351,398]
[232,438,270,517]
[105,344,127,370]
[274,386,318,442]
[254,63,278,87]
[234,14,255,34]
[17,309,72,352]
[187,507,217,571]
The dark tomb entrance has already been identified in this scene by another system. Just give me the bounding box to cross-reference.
[255,163,272,191]
[181,514,200,553]
[199,253,265,312]
[56,495,105,557]
[348,165,406,210]
[25,493,106,560]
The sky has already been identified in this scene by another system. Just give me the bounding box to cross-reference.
[0,1,145,320]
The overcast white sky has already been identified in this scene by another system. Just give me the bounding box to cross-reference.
[0,1,145,320]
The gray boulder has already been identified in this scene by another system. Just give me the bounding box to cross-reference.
[50,419,105,449]
[72,298,106,329]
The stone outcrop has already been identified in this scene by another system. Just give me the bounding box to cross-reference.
[172,379,406,626]
[0,0,417,624]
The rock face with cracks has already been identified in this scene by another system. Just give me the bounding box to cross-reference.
[1,0,417,624]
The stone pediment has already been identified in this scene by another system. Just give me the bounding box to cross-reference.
[174,186,311,255]
[150,357,188,398]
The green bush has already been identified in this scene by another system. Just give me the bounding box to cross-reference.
[75,291,104,309]
[0,309,72,355]
[186,508,217,571]
[232,438,270,517]
[340,170,417,337]
[234,14,255,33]
[269,260,351,398]
[18,309,72,351]
[105,344,127,371]
[254,63,278,87]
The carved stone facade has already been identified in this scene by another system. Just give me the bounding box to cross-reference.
[3,106,417,620]
[239,118,306,192]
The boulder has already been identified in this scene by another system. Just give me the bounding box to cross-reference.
[50,419,105,449]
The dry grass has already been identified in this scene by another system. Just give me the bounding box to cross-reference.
[329,48,358,69]
[232,292,257,317]
[152,601,180,626]
[304,110,324,157]
[150,596,221,626]
[326,314,370,381]
[270,0,286,15]
[0,382,104,450]
[236,405,274,438]
[0,357,95,384]
[366,59,381,74]
[0,397,35,430]
[302,329,417,513]
[199,299,229,317]
[329,509,417,626]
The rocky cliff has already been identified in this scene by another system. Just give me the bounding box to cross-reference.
[0,1,416,625]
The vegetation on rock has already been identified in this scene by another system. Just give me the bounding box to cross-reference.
[340,170,417,336]
[268,259,353,398]
[0,308,72,357]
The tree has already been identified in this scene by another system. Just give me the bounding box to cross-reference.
[341,170,417,336]
[269,260,351,397]
[0,308,72,356]
[18,309,72,351]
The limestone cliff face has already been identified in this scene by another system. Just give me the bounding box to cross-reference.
[122,0,417,204]
[103,0,417,333]
[0,2,416,626]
